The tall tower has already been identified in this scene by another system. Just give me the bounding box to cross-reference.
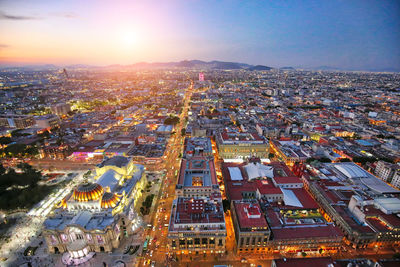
[199,72,205,82]
[63,68,69,79]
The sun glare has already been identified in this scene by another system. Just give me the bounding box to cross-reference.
[120,30,138,48]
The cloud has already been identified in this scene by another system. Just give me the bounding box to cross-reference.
[0,11,41,20]
[52,12,79,19]
[0,44,9,48]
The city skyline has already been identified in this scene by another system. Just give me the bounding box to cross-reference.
[1,0,400,71]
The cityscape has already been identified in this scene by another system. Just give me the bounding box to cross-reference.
[1,1,400,267]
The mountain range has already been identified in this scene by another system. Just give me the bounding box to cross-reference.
[0,60,399,72]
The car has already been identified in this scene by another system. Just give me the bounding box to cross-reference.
[150,250,153,257]
[151,261,155,267]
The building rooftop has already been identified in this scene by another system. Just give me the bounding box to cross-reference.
[169,197,225,230]
[273,257,338,267]
[184,137,213,157]
[234,202,268,230]
[177,156,217,187]
[98,156,129,168]
[272,224,343,240]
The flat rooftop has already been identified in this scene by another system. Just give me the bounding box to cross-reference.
[184,137,212,156]
[177,157,217,187]
[222,161,300,201]
[234,202,268,230]
[218,130,265,144]
[169,197,225,230]
[273,257,338,267]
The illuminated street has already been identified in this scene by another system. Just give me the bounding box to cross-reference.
[0,171,86,265]
[1,2,400,266]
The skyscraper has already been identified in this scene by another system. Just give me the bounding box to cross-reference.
[199,72,205,81]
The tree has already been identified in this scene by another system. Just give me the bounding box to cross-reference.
[319,157,332,163]
[222,199,230,212]
[83,170,92,178]
[164,116,180,125]
[339,158,351,162]
[4,144,26,157]
[0,164,6,176]
[268,153,275,159]
[0,136,12,145]
[181,128,186,136]
[306,158,317,163]
[353,156,376,164]
[11,129,23,137]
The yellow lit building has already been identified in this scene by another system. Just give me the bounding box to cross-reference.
[43,156,146,264]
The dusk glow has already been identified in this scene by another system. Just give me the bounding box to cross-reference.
[1,0,399,70]
[0,1,400,267]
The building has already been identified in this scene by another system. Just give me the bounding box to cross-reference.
[375,161,400,183]
[304,162,400,249]
[223,161,300,202]
[39,144,71,159]
[51,103,71,116]
[216,130,269,160]
[0,115,35,129]
[391,170,400,189]
[199,72,205,82]
[35,114,60,129]
[223,160,343,253]
[271,257,338,267]
[43,156,146,265]
[176,156,220,198]
[184,137,213,158]
[167,197,226,255]
[231,201,270,254]
[270,139,310,166]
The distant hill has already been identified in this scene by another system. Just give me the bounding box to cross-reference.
[1,61,398,73]
[247,65,273,71]
[104,60,265,70]
[280,66,295,70]
[313,66,341,71]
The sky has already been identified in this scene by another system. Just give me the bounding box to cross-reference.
[0,0,399,70]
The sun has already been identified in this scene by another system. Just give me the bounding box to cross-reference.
[120,30,138,48]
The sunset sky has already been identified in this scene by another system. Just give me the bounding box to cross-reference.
[0,0,399,70]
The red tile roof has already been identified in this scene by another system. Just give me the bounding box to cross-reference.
[274,257,339,267]
[255,180,283,195]
[286,188,319,210]
[234,202,268,229]
[272,224,344,240]
[273,176,302,184]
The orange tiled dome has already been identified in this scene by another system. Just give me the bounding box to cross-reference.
[101,192,121,209]
[73,183,104,202]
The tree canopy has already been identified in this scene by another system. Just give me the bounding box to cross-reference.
[164,116,180,125]
[0,163,53,211]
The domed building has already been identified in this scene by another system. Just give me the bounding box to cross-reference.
[43,156,147,264]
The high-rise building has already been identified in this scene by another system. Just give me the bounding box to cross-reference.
[35,114,61,129]
[0,115,35,129]
[51,103,71,116]
[199,72,205,82]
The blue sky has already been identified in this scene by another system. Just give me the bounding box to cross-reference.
[0,0,399,70]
